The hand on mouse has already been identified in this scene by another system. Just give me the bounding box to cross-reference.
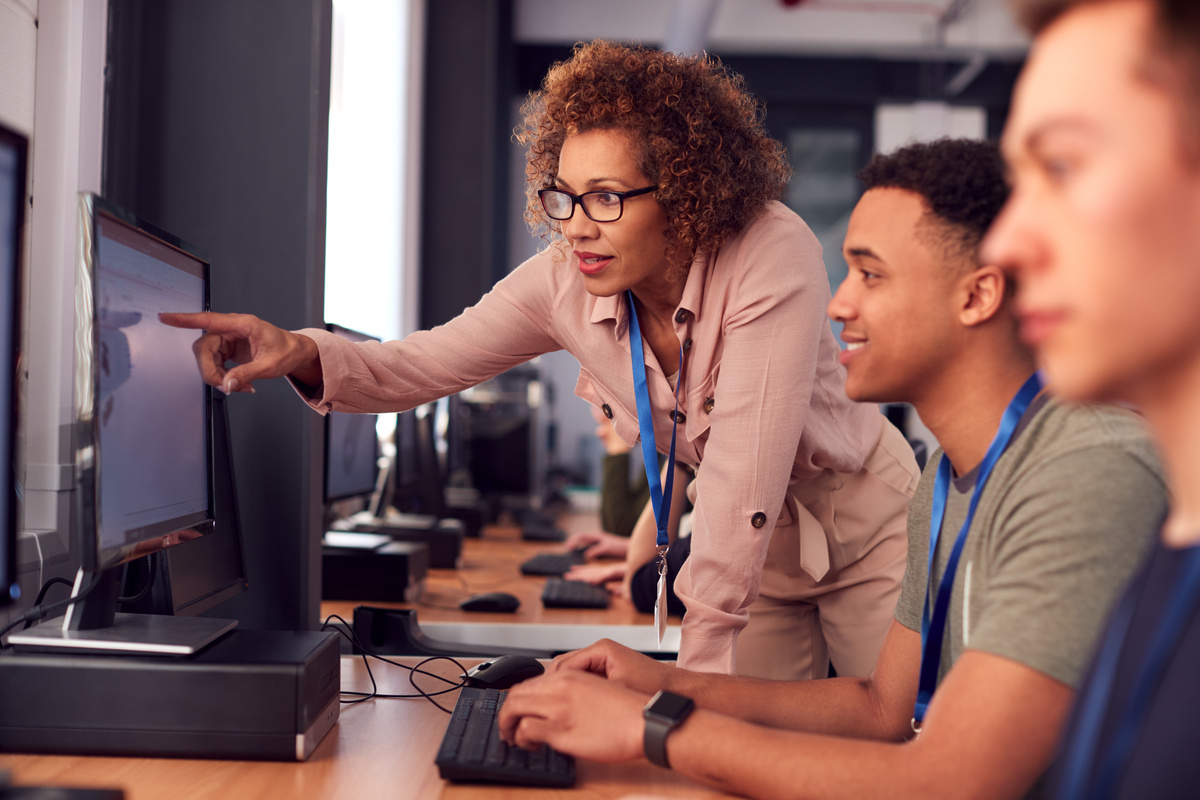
[497,669,645,762]
[546,638,674,696]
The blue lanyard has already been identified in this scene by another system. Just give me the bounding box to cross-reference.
[913,372,1044,727]
[626,290,683,549]
[1057,543,1200,800]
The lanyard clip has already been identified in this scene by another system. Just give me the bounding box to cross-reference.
[910,718,923,740]
[656,544,669,577]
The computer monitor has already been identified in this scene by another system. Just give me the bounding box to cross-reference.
[118,393,247,617]
[0,125,27,608]
[11,194,234,654]
[392,408,426,513]
[393,404,451,515]
[323,324,380,505]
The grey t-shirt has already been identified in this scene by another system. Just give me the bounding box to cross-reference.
[895,397,1165,689]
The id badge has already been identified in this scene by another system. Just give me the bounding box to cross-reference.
[654,547,669,645]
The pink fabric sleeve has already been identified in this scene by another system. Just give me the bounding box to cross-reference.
[293,255,565,414]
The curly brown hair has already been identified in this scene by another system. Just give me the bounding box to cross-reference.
[516,41,791,282]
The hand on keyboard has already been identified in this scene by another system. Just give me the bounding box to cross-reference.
[498,669,648,764]
[564,562,626,586]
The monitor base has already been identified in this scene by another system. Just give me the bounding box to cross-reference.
[8,612,236,656]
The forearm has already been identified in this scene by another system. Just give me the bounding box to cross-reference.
[668,710,924,800]
[664,668,906,741]
[624,494,664,574]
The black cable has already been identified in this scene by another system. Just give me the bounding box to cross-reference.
[319,614,467,713]
[31,576,74,607]
[0,571,107,647]
[116,553,156,605]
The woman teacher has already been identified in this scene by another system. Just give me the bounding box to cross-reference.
[164,41,918,680]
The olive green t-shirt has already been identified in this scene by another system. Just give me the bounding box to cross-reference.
[895,397,1165,689]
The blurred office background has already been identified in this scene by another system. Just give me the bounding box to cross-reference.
[0,0,1027,632]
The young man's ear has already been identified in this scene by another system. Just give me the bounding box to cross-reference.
[958,265,1008,327]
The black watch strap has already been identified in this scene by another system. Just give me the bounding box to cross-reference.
[643,690,695,769]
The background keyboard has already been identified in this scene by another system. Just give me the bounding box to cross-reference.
[519,548,587,576]
[541,578,611,609]
[436,687,575,788]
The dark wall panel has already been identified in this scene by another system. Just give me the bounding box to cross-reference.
[103,0,332,631]
[420,0,513,328]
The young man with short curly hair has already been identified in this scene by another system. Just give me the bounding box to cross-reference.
[497,138,1167,799]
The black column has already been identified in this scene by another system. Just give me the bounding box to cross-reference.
[419,0,514,328]
[103,0,332,631]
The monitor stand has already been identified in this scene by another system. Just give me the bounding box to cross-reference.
[7,567,236,656]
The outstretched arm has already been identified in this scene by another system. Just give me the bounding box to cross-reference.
[160,311,323,393]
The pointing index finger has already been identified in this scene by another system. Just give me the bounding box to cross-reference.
[159,311,219,330]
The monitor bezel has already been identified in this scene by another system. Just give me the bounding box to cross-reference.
[76,193,216,574]
[0,124,27,607]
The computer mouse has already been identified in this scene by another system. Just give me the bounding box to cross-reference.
[463,654,545,690]
[459,591,521,613]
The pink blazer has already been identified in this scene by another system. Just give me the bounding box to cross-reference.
[299,201,884,672]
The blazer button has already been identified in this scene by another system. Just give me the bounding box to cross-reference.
[674,309,690,324]
[683,338,693,353]
[669,410,687,424]
[750,512,767,528]
[601,403,613,419]
[703,396,714,413]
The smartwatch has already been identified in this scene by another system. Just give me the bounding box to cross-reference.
[642,689,695,769]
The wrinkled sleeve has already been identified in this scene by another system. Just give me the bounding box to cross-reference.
[673,223,833,673]
[292,256,564,414]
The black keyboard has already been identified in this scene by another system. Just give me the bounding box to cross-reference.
[541,578,611,609]
[436,687,575,787]
[521,521,566,542]
[519,548,587,576]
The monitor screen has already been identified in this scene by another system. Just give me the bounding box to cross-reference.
[323,324,380,503]
[0,125,26,608]
[119,393,247,617]
[91,201,213,567]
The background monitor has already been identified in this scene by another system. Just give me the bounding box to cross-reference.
[0,124,26,608]
[323,324,380,505]
[11,195,232,654]
[392,408,424,513]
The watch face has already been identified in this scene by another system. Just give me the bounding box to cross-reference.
[647,691,695,720]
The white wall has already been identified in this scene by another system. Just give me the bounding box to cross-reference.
[325,0,410,344]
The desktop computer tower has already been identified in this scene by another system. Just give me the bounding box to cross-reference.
[0,629,340,761]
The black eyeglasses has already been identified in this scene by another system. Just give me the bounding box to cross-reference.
[538,185,657,223]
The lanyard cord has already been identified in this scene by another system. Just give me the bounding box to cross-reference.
[626,290,683,549]
[913,372,1044,728]
[1057,544,1200,800]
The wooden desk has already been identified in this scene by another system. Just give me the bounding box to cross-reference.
[0,655,732,800]
[322,512,652,628]
[2,515,723,798]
